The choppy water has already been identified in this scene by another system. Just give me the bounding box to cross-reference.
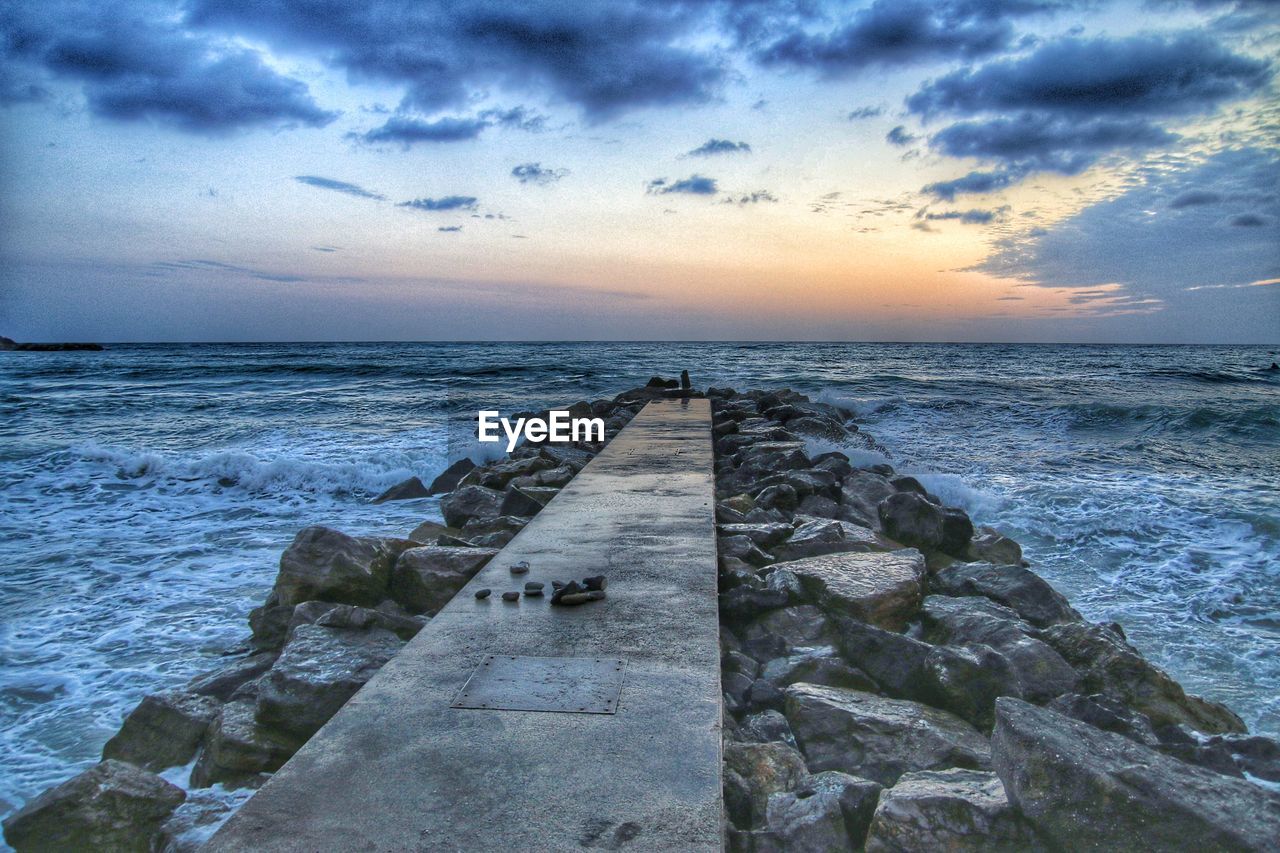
[2,342,1278,822]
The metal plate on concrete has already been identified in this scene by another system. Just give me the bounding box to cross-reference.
[451,654,627,714]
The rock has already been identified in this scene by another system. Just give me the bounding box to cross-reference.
[406,520,462,544]
[877,492,973,557]
[720,585,791,623]
[390,545,499,614]
[865,768,1039,852]
[1040,620,1244,733]
[154,788,241,853]
[510,560,530,574]
[782,549,925,630]
[191,700,298,788]
[1046,692,1161,747]
[741,606,837,660]
[784,684,991,786]
[745,679,787,712]
[1210,733,1280,782]
[831,619,932,698]
[812,454,853,480]
[185,652,278,701]
[920,596,1080,704]
[932,562,1079,628]
[721,534,774,567]
[458,514,527,548]
[966,526,1023,565]
[760,646,878,694]
[838,471,897,529]
[102,690,221,771]
[739,442,811,477]
[770,517,897,562]
[796,495,839,518]
[474,588,491,599]
[756,484,799,514]
[254,624,403,740]
[718,522,793,548]
[439,485,505,529]
[740,710,798,746]
[247,600,294,651]
[921,644,1022,731]
[499,484,551,517]
[285,600,424,642]
[992,697,1280,851]
[765,771,881,851]
[427,458,476,494]
[502,591,520,602]
[371,476,430,503]
[787,416,848,443]
[1,759,185,852]
[582,575,607,591]
[464,456,556,489]
[274,526,415,607]
[723,741,810,827]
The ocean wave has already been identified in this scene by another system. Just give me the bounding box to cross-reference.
[1062,401,1279,435]
[67,443,431,496]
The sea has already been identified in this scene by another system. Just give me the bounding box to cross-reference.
[2,342,1278,825]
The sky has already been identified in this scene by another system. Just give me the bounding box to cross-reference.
[0,0,1277,343]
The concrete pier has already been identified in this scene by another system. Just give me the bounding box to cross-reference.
[207,399,723,852]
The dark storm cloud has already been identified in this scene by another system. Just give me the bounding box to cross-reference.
[295,176,385,200]
[909,32,1270,198]
[886,125,918,147]
[754,0,1067,75]
[647,175,718,195]
[1,2,335,133]
[929,113,1176,174]
[906,33,1271,118]
[511,163,568,185]
[353,115,489,146]
[187,0,728,120]
[973,147,1279,327]
[687,139,751,157]
[398,196,479,211]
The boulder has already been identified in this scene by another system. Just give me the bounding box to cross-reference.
[723,741,810,827]
[741,606,837,661]
[765,771,881,851]
[756,484,799,514]
[284,600,425,641]
[154,788,242,853]
[739,442,811,476]
[498,484,552,517]
[427,458,475,494]
[438,484,505,529]
[877,492,973,557]
[463,456,555,490]
[832,619,932,698]
[407,514,463,540]
[1046,692,1161,747]
[784,684,991,786]
[865,768,1040,852]
[371,476,430,503]
[254,624,403,740]
[1040,621,1244,733]
[795,495,839,518]
[770,518,897,562]
[782,550,925,630]
[740,710,798,746]
[2,760,185,853]
[760,646,878,694]
[838,471,896,529]
[921,596,1079,703]
[190,700,298,789]
[248,599,294,650]
[992,698,1280,851]
[273,526,414,607]
[966,526,1023,565]
[718,522,794,548]
[932,562,1079,628]
[922,644,1022,730]
[102,690,221,771]
[390,545,499,614]
[720,534,774,568]
[185,652,278,701]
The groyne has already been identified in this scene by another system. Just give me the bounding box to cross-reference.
[4,377,1279,852]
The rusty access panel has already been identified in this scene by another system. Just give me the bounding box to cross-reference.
[450,654,627,714]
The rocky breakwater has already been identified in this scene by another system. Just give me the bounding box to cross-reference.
[1,385,666,852]
[708,385,1280,851]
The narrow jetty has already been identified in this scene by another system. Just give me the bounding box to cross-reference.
[207,398,722,851]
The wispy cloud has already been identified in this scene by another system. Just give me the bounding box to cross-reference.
[398,195,479,211]
[295,176,384,200]
[686,138,751,157]
[647,175,718,195]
